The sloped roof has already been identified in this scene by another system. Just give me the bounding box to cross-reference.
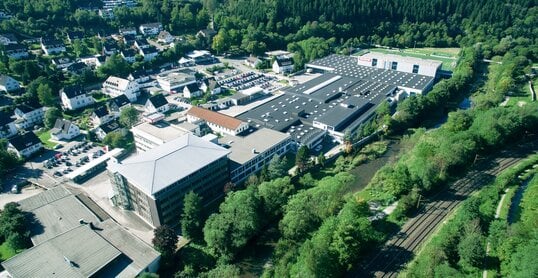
[61,85,86,98]
[110,94,130,108]
[184,83,199,93]
[0,111,14,126]
[276,56,294,66]
[93,105,109,118]
[122,48,137,57]
[187,106,245,130]
[108,133,230,196]
[8,132,41,151]
[148,94,168,108]
[99,120,121,134]
[0,74,17,86]
[51,119,75,135]
[104,76,131,91]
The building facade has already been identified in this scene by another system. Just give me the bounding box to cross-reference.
[187,106,249,136]
[60,85,95,110]
[102,76,140,102]
[107,134,230,227]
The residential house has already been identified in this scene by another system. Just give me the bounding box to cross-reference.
[245,56,262,68]
[187,106,250,136]
[102,39,119,56]
[121,34,136,45]
[108,94,131,115]
[139,46,159,61]
[0,33,17,45]
[139,23,162,36]
[66,31,84,43]
[80,55,106,68]
[91,105,115,127]
[144,94,169,114]
[272,56,294,74]
[103,0,137,9]
[121,48,138,63]
[0,75,20,92]
[50,119,80,141]
[102,76,140,102]
[98,9,114,19]
[134,38,150,50]
[13,101,45,130]
[183,83,202,98]
[51,57,73,69]
[7,132,43,158]
[157,31,174,44]
[200,79,223,95]
[119,27,137,36]
[40,37,66,56]
[64,62,89,75]
[196,29,217,40]
[0,111,17,138]
[2,44,28,59]
[95,120,123,141]
[178,57,194,67]
[128,71,150,84]
[60,85,95,110]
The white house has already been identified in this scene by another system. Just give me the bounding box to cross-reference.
[95,120,123,141]
[0,75,20,92]
[187,106,250,136]
[144,94,170,114]
[139,23,163,36]
[0,33,17,45]
[102,76,140,102]
[7,132,43,159]
[50,119,80,141]
[40,37,66,56]
[157,31,174,44]
[200,79,222,95]
[51,57,73,69]
[128,71,150,84]
[0,111,17,139]
[2,44,28,59]
[102,39,119,56]
[121,49,138,63]
[108,94,132,115]
[98,9,114,19]
[139,46,159,61]
[272,56,294,74]
[245,56,263,68]
[119,27,137,36]
[183,83,202,98]
[80,55,106,68]
[60,85,95,111]
[91,105,116,127]
[14,102,45,130]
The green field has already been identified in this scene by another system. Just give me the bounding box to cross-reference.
[504,77,536,107]
[355,47,460,71]
[36,130,57,149]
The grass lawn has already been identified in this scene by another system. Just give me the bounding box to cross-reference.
[355,47,460,71]
[505,77,536,107]
[36,130,57,149]
[0,242,19,261]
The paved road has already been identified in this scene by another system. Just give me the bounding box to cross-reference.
[348,140,538,278]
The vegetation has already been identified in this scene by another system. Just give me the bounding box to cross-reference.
[43,107,62,129]
[118,106,139,129]
[152,225,178,263]
[181,192,204,243]
[0,203,33,253]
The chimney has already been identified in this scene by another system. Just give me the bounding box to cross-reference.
[79,219,86,225]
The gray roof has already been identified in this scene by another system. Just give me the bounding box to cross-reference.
[0,75,16,86]
[306,54,433,91]
[2,225,122,278]
[18,186,101,245]
[8,132,41,152]
[108,133,230,196]
[218,128,290,169]
[51,119,75,135]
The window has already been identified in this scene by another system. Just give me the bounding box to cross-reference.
[412,64,419,74]
[391,61,398,70]
[372,59,377,67]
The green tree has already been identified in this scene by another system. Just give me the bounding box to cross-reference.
[37,83,55,107]
[201,264,240,278]
[119,106,138,128]
[457,232,485,268]
[267,155,287,179]
[258,177,294,218]
[0,203,31,250]
[43,107,62,129]
[103,131,131,148]
[97,54,131,78]
[317,153,326,166]
[295,145,310,173]
[152,225,178,259]
[181,191,203,242]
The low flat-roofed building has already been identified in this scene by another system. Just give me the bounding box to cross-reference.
[108,133,231,227]
[2,186,160,277]
[131,120,192,152]
[218,128,291,184]
[187,106,249,136]
[156,70,197,93]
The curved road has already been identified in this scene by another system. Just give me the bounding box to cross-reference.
[348,140,538,278]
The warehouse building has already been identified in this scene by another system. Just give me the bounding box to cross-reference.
[356,52,442,77]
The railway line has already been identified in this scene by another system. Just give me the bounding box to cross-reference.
[348,144,538,278]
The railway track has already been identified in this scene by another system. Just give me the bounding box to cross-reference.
[347,149,534,278]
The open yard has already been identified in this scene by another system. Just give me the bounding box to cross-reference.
[504,77,537,107]
[35,129,56,149]
[355,47,460,71]
[0,242,20,261]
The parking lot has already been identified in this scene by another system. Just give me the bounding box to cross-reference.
[41,141,107,181]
